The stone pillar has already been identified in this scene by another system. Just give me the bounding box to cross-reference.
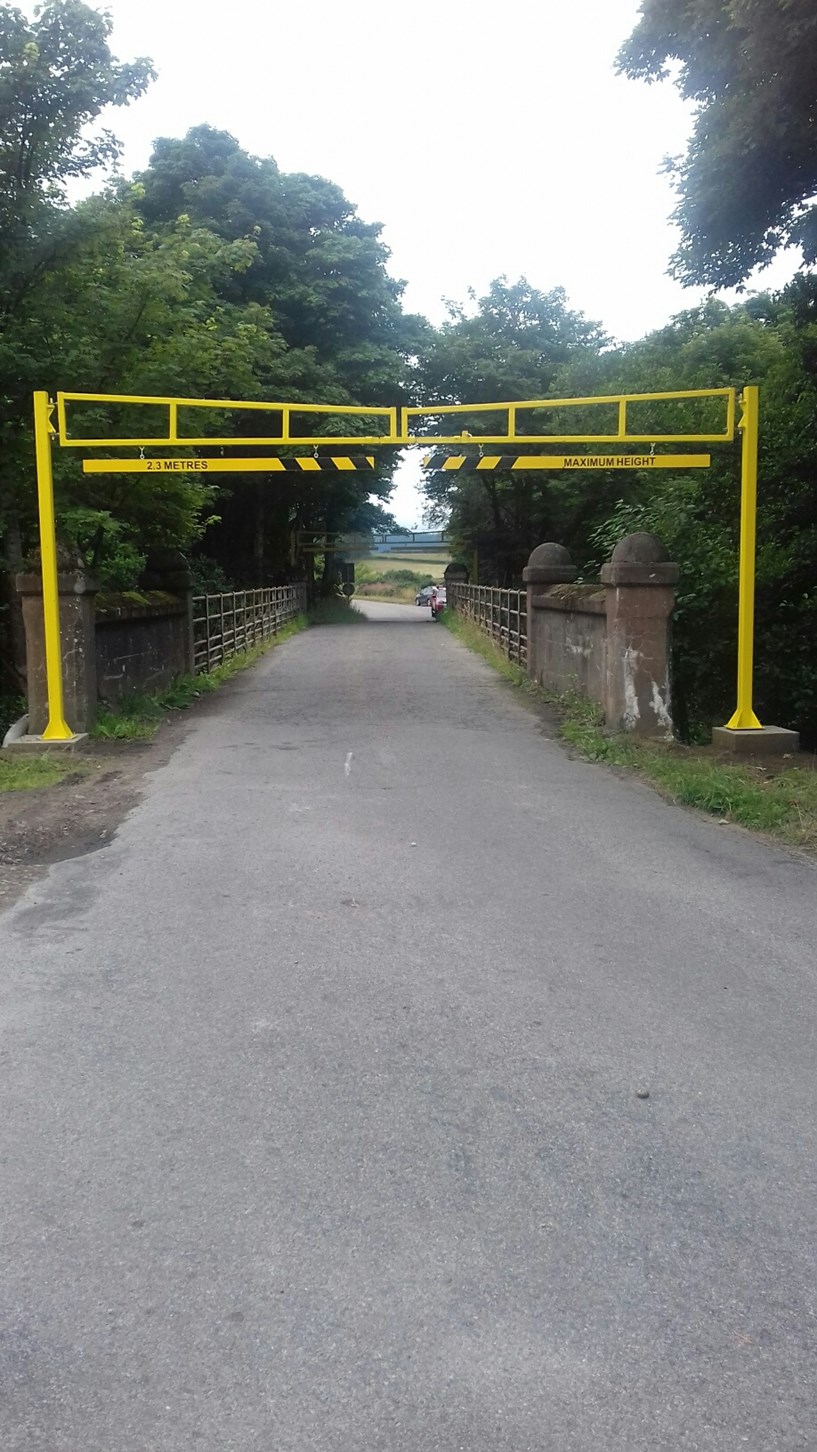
[16,570,99,735]
[522,542,577,682]
[600,532,679,738]
[444,561,470,587]
[142,548,195,675]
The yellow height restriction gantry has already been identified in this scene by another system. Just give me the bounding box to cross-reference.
[31,385,759,740]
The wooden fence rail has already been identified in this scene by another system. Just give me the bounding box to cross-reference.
[447,584,528,668]
[192,586,306,675]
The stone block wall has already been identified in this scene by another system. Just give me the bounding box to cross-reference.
[95,591,192,704]
[527,585,607,703]
[15,551,195,735]
[522,535,679,738]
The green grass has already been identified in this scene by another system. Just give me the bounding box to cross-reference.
[93,613,309,741]
[355,552,450,573]
[442,608,817,853]
[354,561,447,604]
[0,754,86,793]
[307,597,368,625]
[441,608,531,687]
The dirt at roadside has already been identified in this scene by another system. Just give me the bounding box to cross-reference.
[0,718,189,914]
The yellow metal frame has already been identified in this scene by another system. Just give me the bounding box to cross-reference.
[401,387,736,446]
[33,392,73,740]
[30,385,759,741]
[56,386,735,449]
[726,385,761,730]
[57,392,399,449]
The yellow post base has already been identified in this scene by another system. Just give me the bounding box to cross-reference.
[725,707,762,730]
[713,725,799,756]
[3,733,89,754]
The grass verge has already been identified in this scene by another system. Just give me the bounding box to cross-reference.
[354,564,444,605]
[93,613,309,742]
[308,598,368,625]
[442,609,817,854]
[0,754,87,793]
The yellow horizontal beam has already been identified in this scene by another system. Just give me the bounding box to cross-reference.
[61,391,389,412]
[405,388,735,445]
[57,388,737,450]
[70,435,394,449]
[425,453,712,472]
[82,456,376,474]
[58,392,397,450]
[409,387,733,412]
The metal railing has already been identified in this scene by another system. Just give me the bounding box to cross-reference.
[448,584,528,668]
[192,586,306,674]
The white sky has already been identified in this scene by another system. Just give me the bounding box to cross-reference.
[79,0,799,525]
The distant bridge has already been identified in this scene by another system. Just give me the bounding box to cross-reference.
[371,530,447,555]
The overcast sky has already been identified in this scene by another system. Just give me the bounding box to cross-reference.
[82,0,797,525]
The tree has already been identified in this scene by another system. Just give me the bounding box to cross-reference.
[0,1,154,690]
[618,0,817,288]
[419,278,607,582]
[0,189,277,582]
[133,127,428,586]
[135,127,428,406]
[0,0,153,236]
[560,293,817,742]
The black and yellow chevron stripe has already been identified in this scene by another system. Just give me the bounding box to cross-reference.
[83,455,377,475]
[284,455,376,472]
[423,453,710,472]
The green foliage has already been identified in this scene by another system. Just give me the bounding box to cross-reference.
[420,278,608,583]
[570,294,817,742]
[188,555,234,595]
[0,1,154,231]
[440,609,532,690]
[353,564,438,602]
[0,49,422,593]
[428,287,817,744]
[358,568,433,587]
[618,0,817,287]
[0,689,26,740]
[307,598,367,625]
[127,126,427,585]
[419,276,606,405]
[93,697,162,740]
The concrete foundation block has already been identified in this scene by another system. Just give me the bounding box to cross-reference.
[712,725,800,756]
[3,733,90,754]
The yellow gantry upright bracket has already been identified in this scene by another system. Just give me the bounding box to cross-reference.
[33,391,74,740]
[28,384,759,743]
[726,385,763,730]
[32,389,74,737]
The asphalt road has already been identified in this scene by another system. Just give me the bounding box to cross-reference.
[1,599,816,1450]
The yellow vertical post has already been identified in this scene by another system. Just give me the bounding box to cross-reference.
[33,391,73,740]
[726,385,762,729]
